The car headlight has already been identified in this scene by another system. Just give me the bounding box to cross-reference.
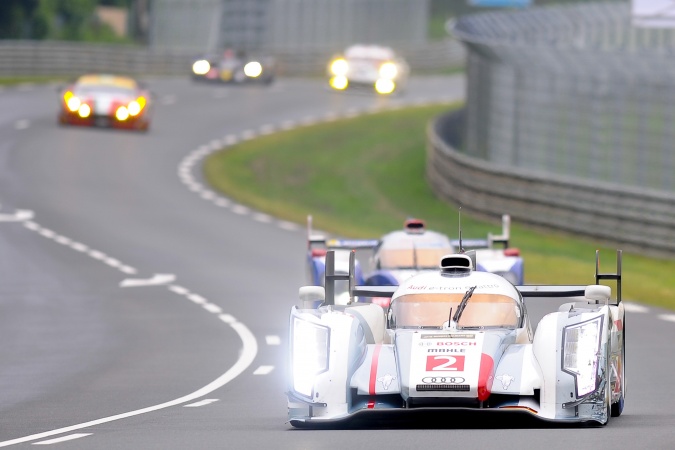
[329,75,348,90]
[330,58,348,76]
[115,106,129,121]
[244,61,263,78]
[379,62,398,79]
[192,59,210,75]
[77,104,91,118]
[65,92,81,112]
[291,317,330,399]
[563,316,603,396]
[375,78,395,94]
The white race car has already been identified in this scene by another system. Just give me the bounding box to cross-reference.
[288,249,625,427]
[306,215,524,308]
[327,44,410,95]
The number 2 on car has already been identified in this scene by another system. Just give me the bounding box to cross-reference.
[426,355,465,371]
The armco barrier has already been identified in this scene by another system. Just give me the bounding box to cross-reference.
[427,109,675,258]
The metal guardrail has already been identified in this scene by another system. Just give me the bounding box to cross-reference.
[427,109,675,258]
[0,39,464,78]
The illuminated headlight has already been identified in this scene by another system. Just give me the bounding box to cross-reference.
[244,61,263,78]
[128,100,142,116]
[66,95,81,112]
[330,58,348,76]
[563,316,603,396]
[375,78,396,94]
[291,317,330,398]
[192,59,210,75]
[115,106,130,121]
[77,104,91,118]
[379,62,398,79]
[329,75,348,90]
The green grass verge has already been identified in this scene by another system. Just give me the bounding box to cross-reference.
[0,76,70,86]
[204,103,675,309]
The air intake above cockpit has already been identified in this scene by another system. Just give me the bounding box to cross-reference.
[440,254,473,275]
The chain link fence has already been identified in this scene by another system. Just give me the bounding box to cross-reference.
[453,2,675,194]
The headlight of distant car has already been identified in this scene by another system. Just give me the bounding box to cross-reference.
[244,61,263,78]
[563,316,603,396]
[329,75,348,90]
[127,96,146,116]
[330,58,349,76]
[375,78,395,95]
[64,91,81,112]
[291,316,330,399]
[379,62,398,79]
[192,59,211,75]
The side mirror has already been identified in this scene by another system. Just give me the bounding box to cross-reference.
[585,285,611,304]
[299,286,325,309]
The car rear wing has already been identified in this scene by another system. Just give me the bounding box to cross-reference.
[516,250,622,305]
[450,214,511,250]
[323,250,396,306]
[307,215,379,251]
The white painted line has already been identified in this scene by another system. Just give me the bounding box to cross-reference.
[0,209,34,222]
[183,399,219,408]
[33,433,92,446]
[623,303,649,313]
[209,139,221,150]
[265,335,281,345]
[169,285,189,295]
[259,124,275,135]
[200,191,216,200]
[203,303,223,314]
[120,273,175,288]
[119,265,137,275]
[88,250,106,260]
[253,365,274,375]
[219,314,236,324]
[300,116,316,126]
[241,129,256,140]
[224,134,238,145]
[70,242,89,252]
[53,236,72,246]
[214,198,231,207]
[187,294,207,305]
[0,319,257,447]
[280,120,295,130]
[253,213,272,223]
[103,257,122,268]
[15,120,30,130]
[659,314,675,323]
[39,229,56,238]
[231,205,250,215]
[23,221,40,231]
[278,221,300,231]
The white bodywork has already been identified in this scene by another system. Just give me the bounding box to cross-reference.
[288,252,625,427]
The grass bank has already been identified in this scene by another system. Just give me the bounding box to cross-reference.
[204,103,675,309]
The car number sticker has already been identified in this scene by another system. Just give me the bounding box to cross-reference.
[410,332,484,397]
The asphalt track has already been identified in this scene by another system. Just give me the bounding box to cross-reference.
[0,76,673,449]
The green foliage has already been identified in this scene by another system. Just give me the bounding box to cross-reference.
[0,0,130,43]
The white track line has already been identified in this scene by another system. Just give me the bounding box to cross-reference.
[32,433,92,445]
[253,365,274,375]
[0,318,257,447]
[265,335,281,345]
[659,314,675,323]
[183,399,219,408]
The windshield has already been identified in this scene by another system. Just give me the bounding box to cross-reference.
[378,247,452,269]
[390,292,519,329]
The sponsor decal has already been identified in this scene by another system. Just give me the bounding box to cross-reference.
[421,376,465,384]
[421,334,475,340]
[377,374,396,390]
[496,373,515,390]
[428,348,465,353]
[426,355,465,372]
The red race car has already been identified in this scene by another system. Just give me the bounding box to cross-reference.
[58,74,151,131]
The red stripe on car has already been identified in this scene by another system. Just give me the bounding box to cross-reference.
[369,344,382,395]
[477,353,494,402]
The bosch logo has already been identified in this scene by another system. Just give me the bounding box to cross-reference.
[422,377,466,384]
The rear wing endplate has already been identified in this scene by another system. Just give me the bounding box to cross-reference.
[516,250,622,304]
[323,250,396,306]
[450,214,511,250]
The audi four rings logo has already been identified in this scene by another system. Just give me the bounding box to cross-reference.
[421,377,466,384]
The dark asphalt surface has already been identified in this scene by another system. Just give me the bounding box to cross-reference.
[0,77,673,449]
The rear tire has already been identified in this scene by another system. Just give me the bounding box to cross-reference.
[611,327,625,417]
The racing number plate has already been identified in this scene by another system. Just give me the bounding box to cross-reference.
[409,332,484,397]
